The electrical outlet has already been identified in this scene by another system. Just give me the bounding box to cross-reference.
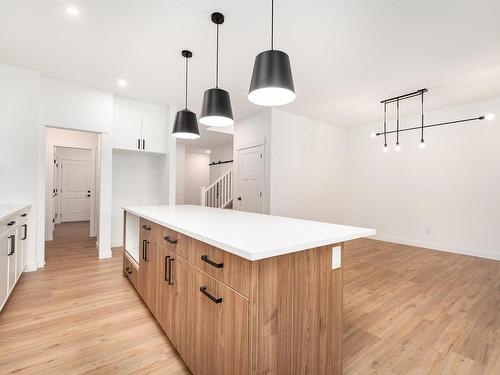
[332,246,342,269]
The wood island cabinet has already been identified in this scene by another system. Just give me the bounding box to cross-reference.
[125,218,344,374]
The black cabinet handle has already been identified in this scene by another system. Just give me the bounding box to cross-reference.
[201,255,224,269]
[144,241,149,261]
[137,138,141,150]
[8,235,15,256]
[142,239,148,260]
[200,286,222,304]
[237,197,242,201]
[142,139,145,150]
[21,213,27,217]
[164,255,171,282]
[142,225,151,231]
[168,258,175,285]
[164,236,177,245]
[22,224,27,240]
[7,220,15,226]
[125,267,132,274]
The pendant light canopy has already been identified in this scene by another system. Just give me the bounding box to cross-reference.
[248,0,295,106]
[172,50,200,139]
[200,12,234,127]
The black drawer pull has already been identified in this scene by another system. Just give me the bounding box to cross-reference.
[8,235,15,256]
[142,225,151,231]
[168,258,175,285]
[164,236,177,245]
[125,267,132,274]
[201,255,224,269]
[21,213,28,217]
[200,286,222,304]
[164,256,171,282]
[7,220,16,226]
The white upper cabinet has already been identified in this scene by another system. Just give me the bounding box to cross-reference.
[113,99,167,154]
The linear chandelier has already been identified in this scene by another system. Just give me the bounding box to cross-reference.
[375,89,495,152]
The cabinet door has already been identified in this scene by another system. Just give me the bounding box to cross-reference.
[0,236,8,309]
[158,247,175,337]
[138,219,159,316]
[140,110,166,154]
[114,104,142,151]
[188,267,249,375]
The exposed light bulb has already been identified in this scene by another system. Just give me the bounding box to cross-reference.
[419,140,426,149]
[370,132,376,138]
[395,144,401,152]
[383,145,389,153]
[485,113,495,121]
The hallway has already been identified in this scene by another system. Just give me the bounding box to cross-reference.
[0,222,189,374]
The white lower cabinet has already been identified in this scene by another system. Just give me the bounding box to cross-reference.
[0,209,29,311]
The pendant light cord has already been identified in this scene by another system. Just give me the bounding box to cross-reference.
[216,23,219,88]
[384,102,387,146]
[420,91,424,142]
[271,0,274,50]
[396,99,400,145]
[185,56,188,109]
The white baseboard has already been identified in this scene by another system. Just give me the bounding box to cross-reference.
[111,240,123,248]
[99,251,112,259]
[25,262,38,272]
[371,235,500,261]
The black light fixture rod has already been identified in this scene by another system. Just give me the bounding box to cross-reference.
[381,88,428,104]
[420,91,424,142]
[396,99,400,145]
[271,0,274,50]
[376,116,485,136]
[216,23,219,87]
[383,102,387,146]
[185,56,188,109]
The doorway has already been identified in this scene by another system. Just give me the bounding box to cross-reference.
[45,128,100,248]
[235,145,265,213]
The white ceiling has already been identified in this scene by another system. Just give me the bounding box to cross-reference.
[1,0,500,140]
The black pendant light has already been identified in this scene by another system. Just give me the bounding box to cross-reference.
[172,50,200,139]
[200,12,234,127]
[248,0,295,106]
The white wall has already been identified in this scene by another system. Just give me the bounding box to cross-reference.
[345,97,500,260]
[40,76,114,260]
[270,109,347,223]
[209,143,233,184]
[0,63,40,271]
[176,143,186,204]
[184,152,210,205]
[111,150,161,247]
[45,127,100,240]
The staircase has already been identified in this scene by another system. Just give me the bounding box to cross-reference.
[201,169,233,209]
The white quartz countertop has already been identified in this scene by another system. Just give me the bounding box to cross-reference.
[123,205,375,261]
[0,204,31,222]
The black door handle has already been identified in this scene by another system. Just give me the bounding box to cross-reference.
[142,225,151,231]
[164,255,170,282]
[22,224,27,240]
[8,235,15,256]
[7,220,15,226]
[168,258,175,285]
[87,194,90,197]
[21,213,27,217]
[200,286,222,304]
[237,197,242,201]
[201,255,224,269]
[125,267,132,274]
[164,236,177,245]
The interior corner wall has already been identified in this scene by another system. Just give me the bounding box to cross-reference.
[176,143,186,204]
[269,109,348,223]
[184,152,210,205]
[345,96,500,260]
[0,63,41,272]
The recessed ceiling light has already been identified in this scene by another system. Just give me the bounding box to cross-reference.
[205,150,211,154]
[485,113,495,121]
[66,5,79,16]
[117,79,128,87]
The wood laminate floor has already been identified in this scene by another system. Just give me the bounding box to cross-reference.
[0,222,498,374]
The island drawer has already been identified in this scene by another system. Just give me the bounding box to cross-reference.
[182,236,251,297]
[123,251,138,288]
[160,226,179,252]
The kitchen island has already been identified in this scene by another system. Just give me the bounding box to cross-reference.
[122,205,375,375]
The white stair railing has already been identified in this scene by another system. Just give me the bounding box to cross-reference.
[201,169,233,208]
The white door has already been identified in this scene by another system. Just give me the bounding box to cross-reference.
[0,236,9,307]
[141,110,166,153]
[52,153,60,227]
[236,145,265,213]
[114,104,142,151]
[61,159,91,222]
